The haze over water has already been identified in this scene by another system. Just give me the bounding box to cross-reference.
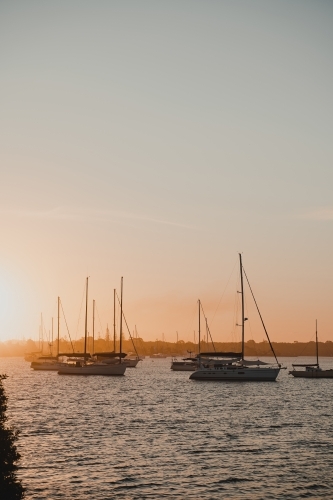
[2,357,333,499]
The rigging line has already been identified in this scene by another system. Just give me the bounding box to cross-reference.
[243,294,260,358]
[135,326,146,355]
[60,300,75,353]
[210,259,238,326]
[242,267,280,366]
[185,301,199,340]
[229,291,238,342]
[115,292,139,357]
[74,281,86,343]
[94,303,105,345]
[291,330,318,362]
[199,302,216,352]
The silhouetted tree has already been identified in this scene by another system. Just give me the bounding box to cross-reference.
[0,374,25,499]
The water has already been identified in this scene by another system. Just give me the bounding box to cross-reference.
[1,357,333,499]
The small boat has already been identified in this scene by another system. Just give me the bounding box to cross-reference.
[58,277,126,376]
[25,351,43,362]
[171,357,198,371]
[289,320,333,378]
[124,357,141,367]
[150,353,167,359]
[190,254,281,382]
[31,356,64,371]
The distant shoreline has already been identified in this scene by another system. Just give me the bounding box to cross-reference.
[1,339,333,358]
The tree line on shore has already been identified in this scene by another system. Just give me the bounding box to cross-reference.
[1,338,333,357]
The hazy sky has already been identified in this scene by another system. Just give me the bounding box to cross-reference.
[1,1,333,345]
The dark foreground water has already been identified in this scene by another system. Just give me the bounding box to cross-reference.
[1,356,333,499]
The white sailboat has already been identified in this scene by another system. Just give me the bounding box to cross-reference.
[190,254,281,382]
[58,277,126,376]
[289,320,333,378]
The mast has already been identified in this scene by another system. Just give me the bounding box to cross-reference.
[198,299,201,354]
[84,277,88,360]
[51,317,53,356]
[113,289,116,351]
[239,253,245,361]
[316,319,319,367]
[57,297,60,356]
[119,277,123,363]
[40,312,43,353]
[92,299,95,355]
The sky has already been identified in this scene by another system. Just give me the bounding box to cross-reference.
[0,0,333,345]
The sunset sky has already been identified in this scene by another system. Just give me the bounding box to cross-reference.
[1,1,333,345]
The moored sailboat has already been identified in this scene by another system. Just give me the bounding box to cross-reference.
[171,357,198,371]
[31,299,67,371]
[289,320,333,378]
[58,277,126,376]
[190,254,281,382]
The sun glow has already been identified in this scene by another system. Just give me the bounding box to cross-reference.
[0,268,30,342]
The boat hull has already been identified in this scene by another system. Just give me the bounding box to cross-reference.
[289,369,333,378]
[171,362,196,371]
[124,358,140,368]
[190,367,280,381]
[31,362,64,371]
[58,364,126,376]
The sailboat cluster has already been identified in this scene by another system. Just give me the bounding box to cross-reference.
[26,254,333,381]
[29,276,141,376]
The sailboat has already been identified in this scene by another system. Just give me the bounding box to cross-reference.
[31,300,67,371]
[171,356,198,371]
[190,254,281,381]
[92,289,141,367]
[58,277,126,376]
[289,320,333,378]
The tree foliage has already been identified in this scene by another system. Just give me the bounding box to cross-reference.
[0,374,25,499]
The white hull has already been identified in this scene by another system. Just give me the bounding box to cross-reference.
[58,363,126,376]
[290,368,333,378]
[190,366,280,381]
[171,362,196,372]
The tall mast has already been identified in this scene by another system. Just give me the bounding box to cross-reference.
[40,312,43,353]
[316,319,319,367]
[198,299,201,354]
[92,299,95,354]
[57,297,60,356]
[51,317,53,356]
[113,289,116,351]
[84,277,88,359]
[119,277,123,363]
[239,253,245,360]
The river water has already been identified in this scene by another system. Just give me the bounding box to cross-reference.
[1,356,333,499]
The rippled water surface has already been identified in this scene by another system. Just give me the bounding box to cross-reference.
[1,357,333,499]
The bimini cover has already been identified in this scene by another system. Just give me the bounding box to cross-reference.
[240,359,269,366]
